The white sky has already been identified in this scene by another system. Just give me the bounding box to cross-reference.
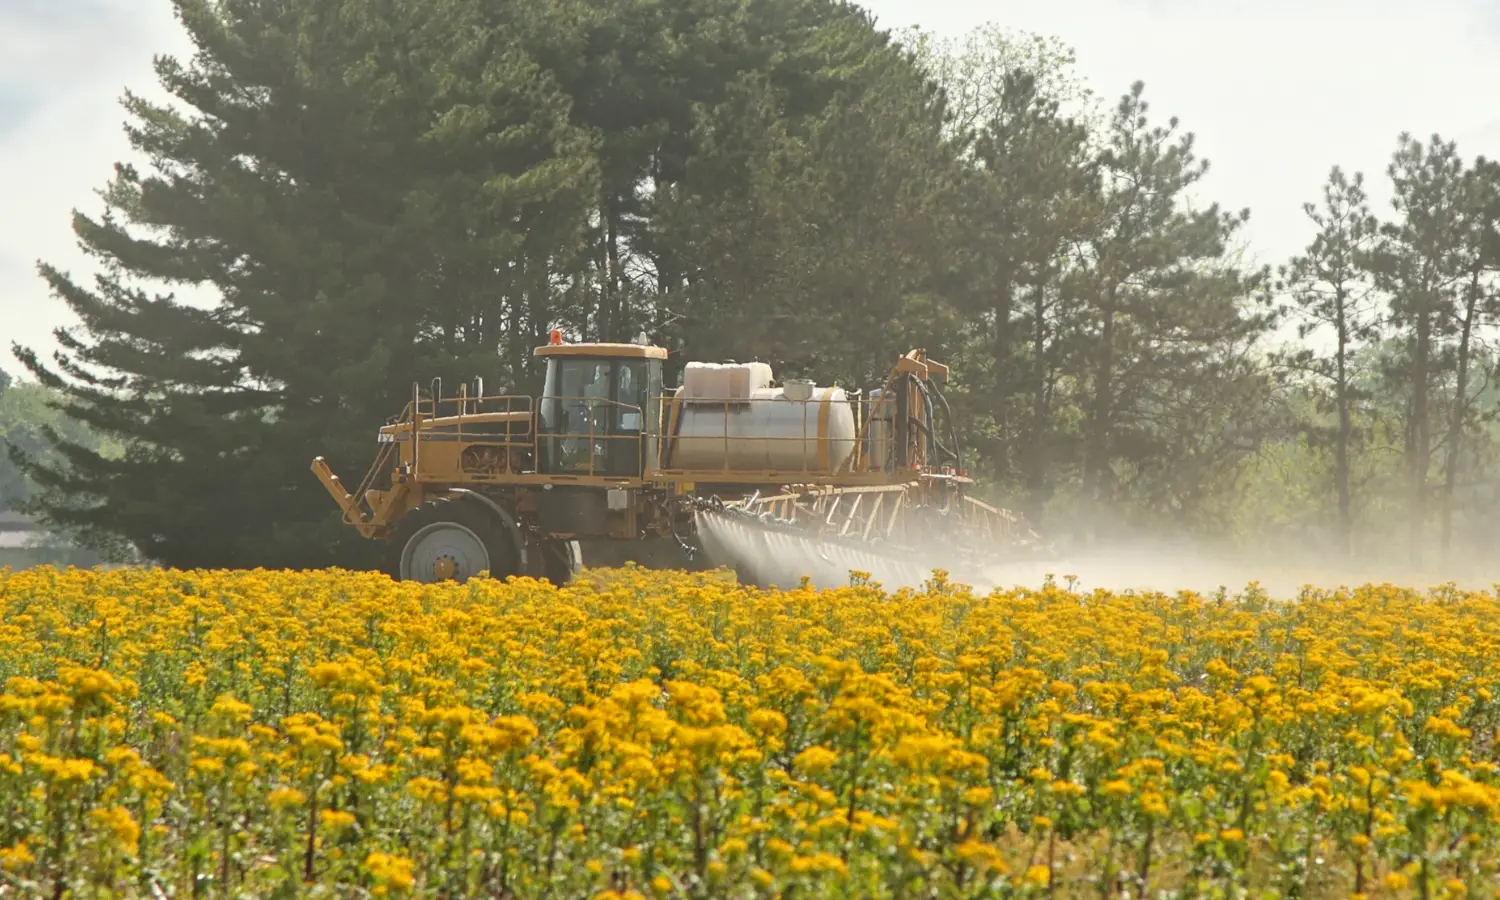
[3,0,1499,378]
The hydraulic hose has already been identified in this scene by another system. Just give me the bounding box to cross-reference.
[907,416,959,469]
[910,377,958,467]
[925,377,963,473]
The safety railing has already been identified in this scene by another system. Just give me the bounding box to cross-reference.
[379,381,934,483]
[535,395,647,478]
[388,384,649,480]
[406,382,535,432]
[407,396,535,441]
[405,391,534,475]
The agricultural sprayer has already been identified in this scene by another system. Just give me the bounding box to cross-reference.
[312,334,1047,588]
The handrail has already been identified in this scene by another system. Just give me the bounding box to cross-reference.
[386,386,910,482]
[536,395,647,477]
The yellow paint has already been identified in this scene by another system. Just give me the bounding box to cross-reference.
[401,410,530,430]
[663,395,682,467]
[533,343,667,360]
[310,458,359,519]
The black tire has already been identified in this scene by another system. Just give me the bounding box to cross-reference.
[381,495,521,583]
[538,538,582,586]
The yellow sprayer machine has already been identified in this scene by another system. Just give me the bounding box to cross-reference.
[311,333,1047,589]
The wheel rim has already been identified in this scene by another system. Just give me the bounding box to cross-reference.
[400,521,491,583]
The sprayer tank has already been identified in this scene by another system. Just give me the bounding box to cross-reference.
[668,364,857,473]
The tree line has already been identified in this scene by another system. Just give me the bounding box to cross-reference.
[6,0,1499,572]
[0,372,118,568]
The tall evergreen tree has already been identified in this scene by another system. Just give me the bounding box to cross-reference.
[1075,82,1267,538]
[655,7,968,385]
[957,69,1096,518]
[11,0,598,567]
[1367,133,1467,565]
[1277,166,1382,555]
[1438,156,1500,557]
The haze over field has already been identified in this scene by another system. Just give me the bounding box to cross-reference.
[700,502,1497,599]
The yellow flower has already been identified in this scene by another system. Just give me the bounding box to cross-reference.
[320,809,357,830]
[788,853,847,877]
[366,851,416,894]
[1138,791,1169,818]
[748,708,787,736]
[1102,779,1131,797]
[792,746,839,776]
[88,806,141,856]
[268,787,307,810]
[955,840,1009,874]
[0,841,35,871]
[4,563,1500,895]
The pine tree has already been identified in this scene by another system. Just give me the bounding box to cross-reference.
[1439,156,1500,558]
[1277,166,1382,555]
[1075,82,1267,538]
[1367,133,1467,565]
[959,68,1096,518]
[653,5,968,385]
[11,0,598,567]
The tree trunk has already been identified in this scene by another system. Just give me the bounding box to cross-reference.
[503,253,526,388]
[1025,284,1050,523]
[1409,306,1431,568]
[604,198,623,341]
[523,258,552,395]
[992,277,1015,476]
[1333,287,1353,558]
[1082,284,1118,543]
[1441,269,1481,561]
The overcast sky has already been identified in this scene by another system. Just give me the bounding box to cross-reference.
[4,0,1500,378]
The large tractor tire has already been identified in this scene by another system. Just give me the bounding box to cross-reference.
[382,495,521,584]
[536,538,582,587]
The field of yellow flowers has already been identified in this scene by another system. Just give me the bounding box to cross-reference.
[2,564,1500,898]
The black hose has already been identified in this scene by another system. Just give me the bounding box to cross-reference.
[909,377,958,467]
[910,377,938,464]
[925,377,963,472]
[907,416,958,468]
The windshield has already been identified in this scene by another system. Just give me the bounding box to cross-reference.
[538,357,652,475]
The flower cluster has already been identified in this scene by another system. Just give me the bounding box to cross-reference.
[2,564,1500,897]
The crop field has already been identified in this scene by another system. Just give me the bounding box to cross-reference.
[2,566,1499,898]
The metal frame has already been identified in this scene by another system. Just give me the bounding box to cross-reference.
[311,343,1042,577]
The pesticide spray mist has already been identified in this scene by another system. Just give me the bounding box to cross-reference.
[694,508,1499,598]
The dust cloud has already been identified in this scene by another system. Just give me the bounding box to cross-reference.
[975,539,1500,599]
[695,510,1500,599]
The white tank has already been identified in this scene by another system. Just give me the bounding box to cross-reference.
[680,361,773,401]
[864,387,892,470]
[669,384,857,474]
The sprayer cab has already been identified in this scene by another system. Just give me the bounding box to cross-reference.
[533,334,667,479]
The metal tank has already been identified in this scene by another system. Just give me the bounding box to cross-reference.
[667,363,858,473]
